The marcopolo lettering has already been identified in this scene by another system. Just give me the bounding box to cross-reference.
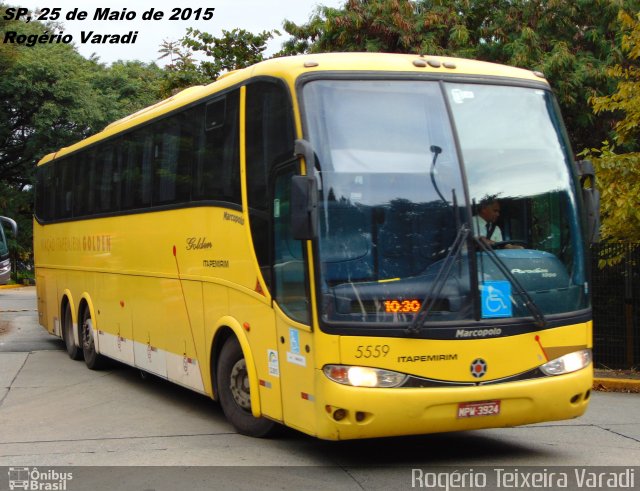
[456,328,502,339]
[223,212,244,225]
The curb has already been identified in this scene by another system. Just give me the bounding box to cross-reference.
[593,377,640,393]
[0,284,26,290]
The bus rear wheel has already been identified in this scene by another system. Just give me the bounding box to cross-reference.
[62,302,82,360]
[81,309,106,370]
[217,336,277,438]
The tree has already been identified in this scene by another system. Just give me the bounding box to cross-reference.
[466,0,636,155]
[279,0,639,153]
[0,5,165,270]
[157,39,209,97]
[158,39,183,66]
[587,144,640,247]
[155,28,276,96]
[591,10,640,148]
[279,0,466,56]
[181,28,276,78]
[584,11,640,248]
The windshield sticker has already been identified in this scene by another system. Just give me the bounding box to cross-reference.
[451,88,475,104]
[481,281,512,318]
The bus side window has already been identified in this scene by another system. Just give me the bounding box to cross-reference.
[245,80,295,291]
[152,112,193,206]
[193,91,241,205]
[273,166,309,324]
[74,150,93,217]
[57,157,74,220]
[38,164,56,222]
[121,129,153,210]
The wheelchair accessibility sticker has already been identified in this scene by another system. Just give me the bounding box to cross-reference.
[481,281,512,318]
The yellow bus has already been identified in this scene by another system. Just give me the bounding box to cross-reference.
[34,53,598,440]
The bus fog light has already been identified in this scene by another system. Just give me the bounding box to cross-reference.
[333,408,347,421]
[323,365,407,388]
[540,349,591,376]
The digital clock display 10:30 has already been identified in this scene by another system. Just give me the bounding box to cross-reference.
[384,299,422,313]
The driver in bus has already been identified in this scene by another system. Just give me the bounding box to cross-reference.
[472,196,523,249]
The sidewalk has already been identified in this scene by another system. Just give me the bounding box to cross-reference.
[0,284,26,290]
[593,369,640,393]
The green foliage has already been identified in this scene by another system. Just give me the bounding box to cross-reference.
[92,60,165,122]
[156,28,276,96]
[279,0,639,153]
[0,4,165,265]
[585,143,640,247]
[586,11,640,259]
[0,9,164,187]
[182,28,276,76]
[591,11,640,147]
[278,0,467,56]
[467,0,630,152]
[157,39,210,97]
[1,14,98,187]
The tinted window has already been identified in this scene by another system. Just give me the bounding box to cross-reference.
[121,129,153,210]
[36,89,243,221]
[245,81,295,212]
[193,90,241,204]
[245,80,295,287]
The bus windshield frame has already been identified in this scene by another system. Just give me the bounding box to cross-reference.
[299,75,589,336]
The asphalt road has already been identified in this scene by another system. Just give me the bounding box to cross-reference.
[1,287,639,491]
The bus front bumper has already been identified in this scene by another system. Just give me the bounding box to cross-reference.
[313,366,592,440]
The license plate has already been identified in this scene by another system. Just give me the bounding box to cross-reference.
[457,400,501,418]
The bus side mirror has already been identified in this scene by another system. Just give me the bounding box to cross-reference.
[291,139,318,240]
[575,159,600,244]
[291,175,318,240]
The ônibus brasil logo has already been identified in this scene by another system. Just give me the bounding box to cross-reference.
[8,467,73,490]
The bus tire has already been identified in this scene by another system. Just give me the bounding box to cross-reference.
[217,336,277,438]
[62,302,82,360]
[81,308,106,370]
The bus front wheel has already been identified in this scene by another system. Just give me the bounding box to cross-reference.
[62,302,82,360]
[217,336,277,438]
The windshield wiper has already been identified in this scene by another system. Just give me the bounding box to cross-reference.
[406,224,470,335]
[473,237,547,328]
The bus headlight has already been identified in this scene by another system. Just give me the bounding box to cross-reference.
[323,365,408,388]
[540,349,592,376]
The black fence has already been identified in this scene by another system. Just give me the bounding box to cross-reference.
[592,242,640,369]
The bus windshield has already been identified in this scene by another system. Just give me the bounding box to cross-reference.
[302,79,588,327]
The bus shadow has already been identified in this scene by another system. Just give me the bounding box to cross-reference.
[300,431,545,466]
[99,360,548,466]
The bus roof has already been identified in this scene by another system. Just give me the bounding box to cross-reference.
[37,52,548,165]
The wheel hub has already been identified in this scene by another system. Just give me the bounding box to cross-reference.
[229,359,251,411]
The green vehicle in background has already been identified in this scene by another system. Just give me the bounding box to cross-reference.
[0,216,17,284]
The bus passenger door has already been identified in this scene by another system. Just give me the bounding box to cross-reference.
[272,165,317,435]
